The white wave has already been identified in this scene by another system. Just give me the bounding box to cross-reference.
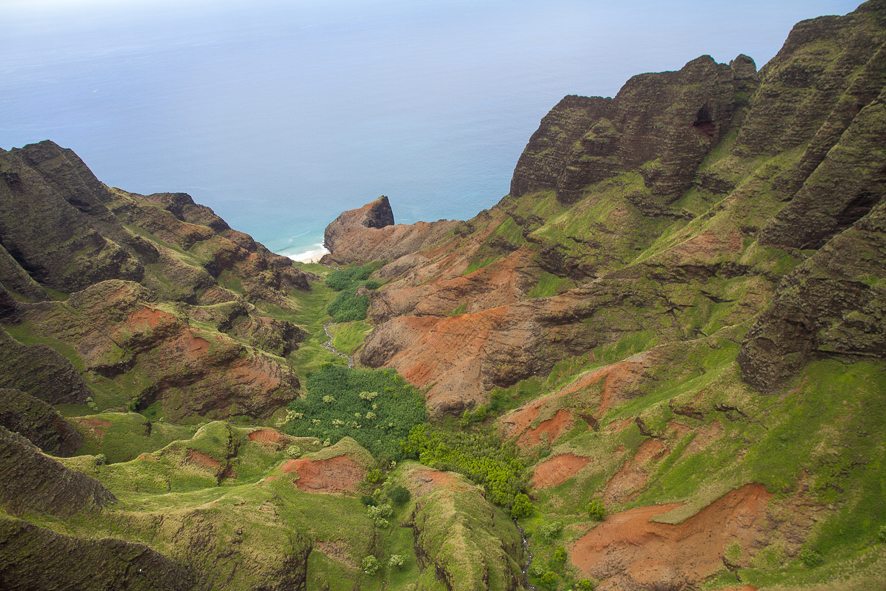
[280,243,329,263]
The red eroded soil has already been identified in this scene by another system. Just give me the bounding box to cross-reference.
[687,420,725,454]
[518,409,574,448]
[570,484,771,590]
[532,453,591,489]
[282,455,365,494]
[604,418,634,433]
[248,428,287,444]
[409,468,461,496]
[674,227,744,259]
[228,357,280,390]
[127,307,175,330]
[77,417,112,440]
[501,354,653,445]
[603,439,667,504]
[186,449,222,471]
[165,329,212,361]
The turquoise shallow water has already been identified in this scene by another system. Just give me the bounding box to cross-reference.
[1,0,858,257]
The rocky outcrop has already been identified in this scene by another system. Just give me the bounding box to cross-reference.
[510,55,757,204]
[760,89,885,249]
[0,142,144,292]
[735,1,886,158]
[739,202,886,391]
[0,327,91,405]
[0,140,310,303]
[322,196,459,265]
[8,280,299,421]
[0,138,320,421]
[342,1,886,416]
[0,516,197,591]
[0,388,81,456]
[0,425,114,516]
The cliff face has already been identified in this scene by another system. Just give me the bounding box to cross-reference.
[327,0,885,413]
[510,55,758,204]
[0,141,317,420]
[0,425,114,517]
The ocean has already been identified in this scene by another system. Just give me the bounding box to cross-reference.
[1,0,858,260]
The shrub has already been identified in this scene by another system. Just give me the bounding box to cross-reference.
[799,548,824,567]
[388,485,411,506]
[94,453,106,466]
[365,468,384,484]
[388,554,405,569]
[537,570,558,589]
[550,546,567,568]
[361,555,380,575]
[586,499,606,521]
[878,525,886,543]
[576,579,596,591]
[511,493,533,519]
[284,444,302,458]
[326,265,374,291]
[367,503,393,519]
[367,503,392,527]
[403,424,527,508]
[538,520,563,540]
[327,288,369,322]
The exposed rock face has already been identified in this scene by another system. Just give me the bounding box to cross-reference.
[760,89,886,249]
[0,327,91,405]
[735,2,886,158]
[739,202,886,390]
[0,140,310,303]
[510,55,758,204]
[0,425,114,516]
[322,196,459,265]
[0,142,144,292]
[0,388,81,456]
[0,516,197,591]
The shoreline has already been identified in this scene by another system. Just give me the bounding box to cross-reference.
[277,242,329,264]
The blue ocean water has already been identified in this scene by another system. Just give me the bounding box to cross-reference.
[1,0,859,258]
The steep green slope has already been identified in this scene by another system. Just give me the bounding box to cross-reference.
[0,2,883,590]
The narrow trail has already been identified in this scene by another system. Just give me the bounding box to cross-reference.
[322,321,353,368]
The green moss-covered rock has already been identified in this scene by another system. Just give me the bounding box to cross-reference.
[0,388,81,455]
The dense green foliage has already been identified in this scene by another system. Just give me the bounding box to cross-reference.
[324,264,378,321]
[285,365,426,461]
[327,288,369,321]
[402,424,527,510]
[325,264,375,291]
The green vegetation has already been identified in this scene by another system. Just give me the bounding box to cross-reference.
[527,271,573,298]
[464,256,500,275]
[71,411,197,463]
[402,424,527,511]
[321,263,382,326]
[328,320,372,354]
[325,264,376,290]
[284,365,426,461]
[586,499,606,521]
[327,289,369,322]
